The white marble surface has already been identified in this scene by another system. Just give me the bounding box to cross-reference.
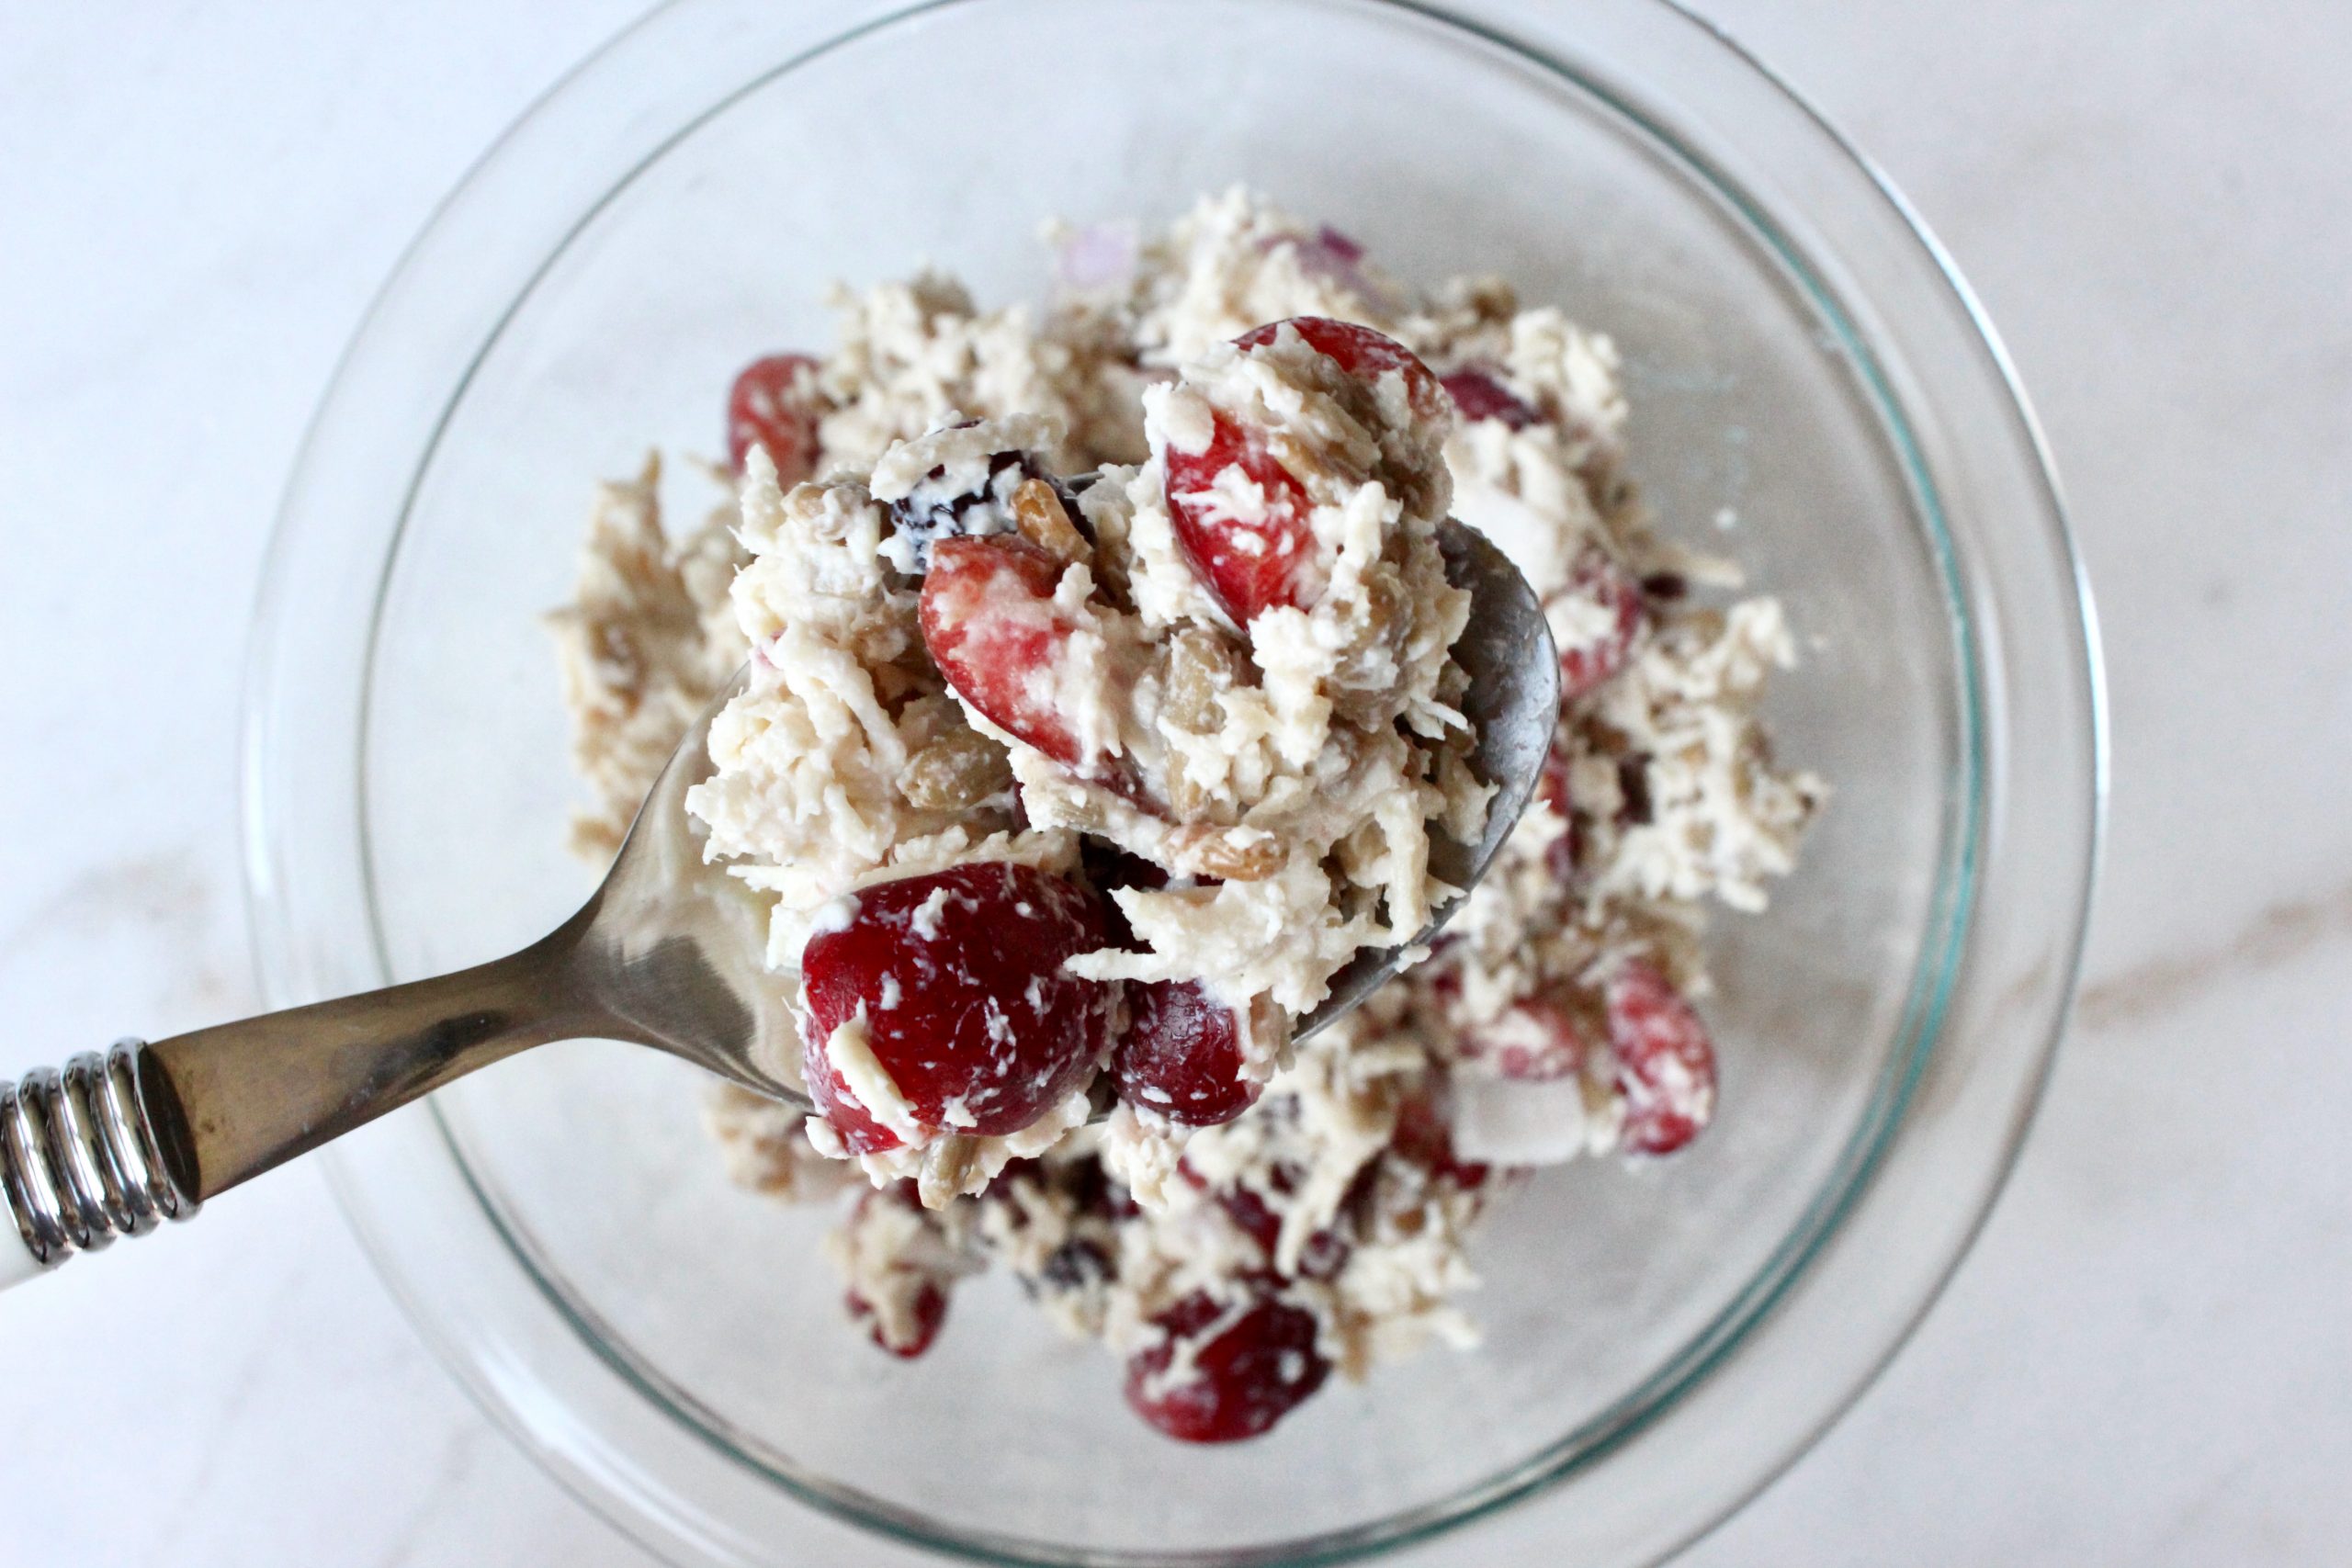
[2,3,2345,1563]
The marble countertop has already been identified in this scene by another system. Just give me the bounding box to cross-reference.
[4,3,2344,1562]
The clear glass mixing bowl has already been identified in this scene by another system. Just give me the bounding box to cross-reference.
[241,1,2103,1563]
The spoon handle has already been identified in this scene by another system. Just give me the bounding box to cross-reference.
[0,912,607,1289]
[2,1042,194,1288]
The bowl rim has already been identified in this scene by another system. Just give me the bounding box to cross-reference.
[243,1,2107,1564]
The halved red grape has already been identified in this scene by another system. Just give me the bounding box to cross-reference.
[1555,547,1646,704]
[1605,959,1717,1156]
[1124,1288,1330,1443]
[726,353,822,480]
[920,536,1096,767]
[1163,410,1317,624]
[1231,316,1444,415]
[1166,318,1443,625]
[1111,979,1260,1127]
[845,1281,947,1359]
[1390,1089,1491,1190]
[800,863,1115,1153]
[1216,1176,1350,1282]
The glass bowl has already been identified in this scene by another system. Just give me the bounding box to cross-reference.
[241,1,2103,1564]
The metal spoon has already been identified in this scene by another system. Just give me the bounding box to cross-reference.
[0,516,1556,1287]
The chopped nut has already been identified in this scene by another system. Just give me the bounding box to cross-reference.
[1168,767,1218,827]
[703,1084,823,1199]
[1159,626,1251,824]
[1242,992,1293,1071]
[1431,729,1491,843]
[916,1134,985,1209]
[1163,626,1245,732]
[1267,429,1351,491]
[1361,564,1404,637]
[1034,780,1111,831]
[1331,818,1390,886]
[1174,825,1284,882]
[1011,478,1091,562]
[1333,567,1407,693]
[901,728,1013,811]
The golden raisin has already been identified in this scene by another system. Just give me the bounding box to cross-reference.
[1164,626,1245,732]
[1011,478,1091,562]
[916,1134,984,1209]
[901,728,1013,811]
[1175,826,1284,882]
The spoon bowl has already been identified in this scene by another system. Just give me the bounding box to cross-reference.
[1302,516,1560,1039]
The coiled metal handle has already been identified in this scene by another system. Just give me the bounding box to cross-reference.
[2,1040,199,1278]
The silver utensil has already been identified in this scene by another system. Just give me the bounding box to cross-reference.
[0,516,1556,1287]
